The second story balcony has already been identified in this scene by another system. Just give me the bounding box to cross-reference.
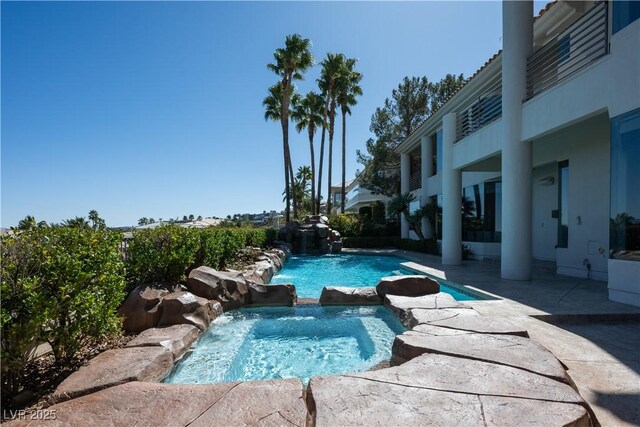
[526,1,609,99]
[455,70,502,142]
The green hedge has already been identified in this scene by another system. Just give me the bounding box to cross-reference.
[1,227,126,397]
[126,225,277,286]
[342,236,440,255]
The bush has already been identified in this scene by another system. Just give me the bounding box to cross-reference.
[127,226,278,284]
[1,227,126,397]
[126,225,200,286]
[328,214,360,237]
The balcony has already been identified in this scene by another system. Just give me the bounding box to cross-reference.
[455,71,502,142]
[409,170,421,191]
[526,1,608,99]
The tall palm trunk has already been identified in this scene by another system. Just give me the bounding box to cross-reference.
[316,124,326,214]
[281,120,291,222]
[308,126,316,215]
[281,80,297,221]
[340,109,347,213]
[327,97,337,215]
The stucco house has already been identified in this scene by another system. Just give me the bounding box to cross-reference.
[396,0,640,306]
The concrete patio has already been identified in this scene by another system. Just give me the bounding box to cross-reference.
[344,249,640,426]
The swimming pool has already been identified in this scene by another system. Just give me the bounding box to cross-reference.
[270,254,478,300]
[164,305,404,385]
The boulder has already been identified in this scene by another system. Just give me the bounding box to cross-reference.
[28,380,308,427]
[118,285,169,333]
[52,347,173,403]
[329,229,341,241]
[186,266,250,310]
[392,325,570,384]
[376,275,440,298]
[407,308,529,337]
[248,282,297,306]
[319,287,382,306]
[307,353,589,427]
[254,260,275,283]
[315,223,329,238]
[126,324,200,360]
[241,265,265,285]
[157,291,221,331]
[330,241,343,253]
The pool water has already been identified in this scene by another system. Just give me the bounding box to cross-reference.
[164,305,405,384]
[270,254,477,301]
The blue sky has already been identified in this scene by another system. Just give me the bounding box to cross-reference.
[1,1,547,227]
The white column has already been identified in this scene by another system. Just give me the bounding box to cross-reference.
[421,135,433,239]
[442,113,461,265]
[400,152,410,239]
[501,0,533,280]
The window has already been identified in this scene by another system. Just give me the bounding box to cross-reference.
[610,108,640,260]
[557,160,569,248]
[462,181,502,243]
[613,0,640,34]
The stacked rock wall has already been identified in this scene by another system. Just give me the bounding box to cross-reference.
[277,216,343,255]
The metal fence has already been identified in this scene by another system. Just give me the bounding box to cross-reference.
[526,1,608,99]
[455,70,503,142]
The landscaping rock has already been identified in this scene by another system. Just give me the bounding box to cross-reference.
[377,275,440,298]
[118,285,169,333]
[329,229,341,241]
[392,325,570,384]
[26,380,308,427]
[319,287,381,305]
[157,291,221,330]
[315,223,329,238]
[330,241,343,253]
[52,347,173,403]
[248,282,297,306]
[384,293,470,320]
[307,353,589,427]
[241,265,265,285]
[407,308,529,337]
[254,260,275,283]
[126,324,200,360]
[186,266,250,310]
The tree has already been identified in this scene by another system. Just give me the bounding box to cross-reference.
[335,57,363,213]
[387,192,427,241]
[267,34,314,222]
[357,74,467,197]
[264,84,301,217]
[138,217,149,226]
[62,216,90,229]
[17,215,37,231]
[88,210,106,231]
[197,215,203,221]
[318,53,347,214]
[429,73,466,113]
[292,91,325,215]
[188,214,195,221]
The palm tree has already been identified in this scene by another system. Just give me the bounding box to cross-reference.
[264,84,301,217]
[292,91,325,215]
[88,209,105,230]
[317,53,347,214]
[335,58,363,213]
[267,34,314,222]
[63,216,90,229]
[387,192,427,241]
[17,215,37,231]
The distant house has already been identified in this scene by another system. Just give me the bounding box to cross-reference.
[396,1,640,306]
[329,179,356,214]
[343,178,391,217]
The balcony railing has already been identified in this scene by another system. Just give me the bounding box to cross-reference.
[455,71,502,142]
[526,1,608,99]
[409,170,421,191]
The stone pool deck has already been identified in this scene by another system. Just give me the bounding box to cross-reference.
[8,250,638,426]
[345,248,640,427]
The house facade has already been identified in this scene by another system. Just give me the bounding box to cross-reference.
[343,177,392,215]
[396,0,640,306]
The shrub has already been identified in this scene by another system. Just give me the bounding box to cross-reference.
[126,225,200,286]
[328,214,361,237]
[1,227,126,397]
